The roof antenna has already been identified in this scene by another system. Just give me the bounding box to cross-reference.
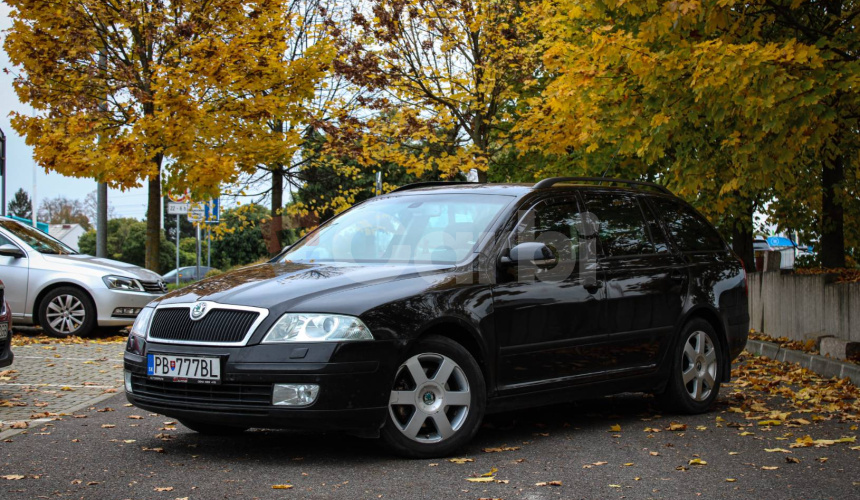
[598,147,622,184]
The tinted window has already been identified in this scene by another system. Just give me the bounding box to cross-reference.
[517,202,581,262]
[583,193,654,257]
[650,198,725,252]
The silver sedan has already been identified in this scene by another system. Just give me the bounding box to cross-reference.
[0,217,165,337]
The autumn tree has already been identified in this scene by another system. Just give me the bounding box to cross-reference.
[38,195,90,229]
[6,188,31,219]
[519,0,860,268]
[4,0,332,272]
[336,0,542,182]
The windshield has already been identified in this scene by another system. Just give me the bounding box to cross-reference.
[0,219,77,255]
[281,194,512,265]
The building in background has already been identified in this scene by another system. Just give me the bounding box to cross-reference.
[48,223,85,251]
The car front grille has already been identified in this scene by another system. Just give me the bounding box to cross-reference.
[130,374,271,412]
[140,280,167,293]
[148,307,260,344]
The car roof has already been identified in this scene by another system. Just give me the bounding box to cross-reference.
[382,180,674,199]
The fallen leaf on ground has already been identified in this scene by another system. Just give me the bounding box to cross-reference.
[688,458,707,466]
[786,456,800,463]
[481,468,498,477]
[466,477,495,483]
[128,415,143,420]
[609,424,621,432]
[765,448,792,453]
[153,486,173,492]
[726,478,736,482]
[448,458,474,464]
[272,485,293,489]
[2,475,25,480]
[667,423,687,431]
[761,466,779,470]
[483,446,520,453]
[101,424,115,429]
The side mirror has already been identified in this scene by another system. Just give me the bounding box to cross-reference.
[0,244,25,259]
[500,242,558,269]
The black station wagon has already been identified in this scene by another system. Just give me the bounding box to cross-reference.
[125,177,749,457]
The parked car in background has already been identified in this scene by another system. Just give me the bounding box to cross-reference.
[162,266,215,284]
[1,279,13,367]
[125,177,748,458]
[0,217,166,338]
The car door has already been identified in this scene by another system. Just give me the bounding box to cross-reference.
[0,231,30,320]
[581,191,685,373]
[492,195,609,389]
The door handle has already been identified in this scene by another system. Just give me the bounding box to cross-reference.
[584,280,603,294]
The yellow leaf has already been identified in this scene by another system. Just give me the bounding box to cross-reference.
[688,458,707,465]
[448,458,474,464]
[481,468,498,477]
[765,448,791,453]
[609,424,621,432]
[726,478,737,482]
[466,477,494,482]
[758,420,782,426]
[761,466,779,470]
[272,484,293,489]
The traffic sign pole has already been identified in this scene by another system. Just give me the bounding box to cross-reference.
[175,214,180,286]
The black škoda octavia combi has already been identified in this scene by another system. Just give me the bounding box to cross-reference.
[125,177,749,457]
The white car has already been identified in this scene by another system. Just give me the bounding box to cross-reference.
[0,217,165,337]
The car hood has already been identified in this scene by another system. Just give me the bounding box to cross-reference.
[155,261,451,310]
[40,254,163,281]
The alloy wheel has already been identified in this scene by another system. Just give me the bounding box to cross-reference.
[681,330,718,401]
[388,353,471,443]
[45,294,86,335]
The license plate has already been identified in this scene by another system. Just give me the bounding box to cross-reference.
[147,354,220,384]
[0,323,7,341]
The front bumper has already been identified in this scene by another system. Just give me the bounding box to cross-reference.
[92,289,163,327]
[124,340,398,432]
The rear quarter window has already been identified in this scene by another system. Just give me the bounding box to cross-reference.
[650,197,726,252]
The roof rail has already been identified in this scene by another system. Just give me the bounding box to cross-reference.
[390,181,479,193]
[533,176,672,195]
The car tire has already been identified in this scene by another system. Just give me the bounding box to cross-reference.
[38,287,96,338]
[381,335,486,458]
[658,318,724,414]
[179,419,249,435]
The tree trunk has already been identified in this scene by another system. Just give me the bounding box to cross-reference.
[730,195,756,272]
[144,155,163,272]
[268,164,284,255]
[820,153,845,268]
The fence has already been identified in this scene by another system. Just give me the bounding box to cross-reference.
[747,271,860,343]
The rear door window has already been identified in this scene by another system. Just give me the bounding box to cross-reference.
[650,197,725,252]
[582,192,655,257]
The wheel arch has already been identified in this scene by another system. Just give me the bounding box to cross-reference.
[414,318,493,393]
[679,305,731,382]
[32,282,97,328]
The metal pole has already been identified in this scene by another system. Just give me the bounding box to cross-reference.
[207,227,211,268]
[175,214,180,286]
[196,224,201,282]
[0,127,6,216]
[96,51,108,256]
[31,157,36,229]
[96,183,107,257]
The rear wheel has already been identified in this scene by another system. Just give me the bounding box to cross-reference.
[38,287,96,338]
[179,419,249,435]
[658,318,724,413]
[381,336,485,458]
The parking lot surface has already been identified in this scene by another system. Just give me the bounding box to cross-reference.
[1,338,858,499]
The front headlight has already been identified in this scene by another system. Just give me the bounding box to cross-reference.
[126,306,154,355]
[103,275,145,292]
[263,314,373,343]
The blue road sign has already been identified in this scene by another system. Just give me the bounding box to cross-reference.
[204,198,220,223]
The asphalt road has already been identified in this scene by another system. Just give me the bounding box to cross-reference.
[1,355,859,499]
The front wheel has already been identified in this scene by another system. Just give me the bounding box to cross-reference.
[658,318,724,413]
[38,287,96,338]
[381,336,486,458]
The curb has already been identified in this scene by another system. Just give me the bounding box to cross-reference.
[746,339,860,387]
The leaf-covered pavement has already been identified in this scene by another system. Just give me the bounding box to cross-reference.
[0,350,858,499]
